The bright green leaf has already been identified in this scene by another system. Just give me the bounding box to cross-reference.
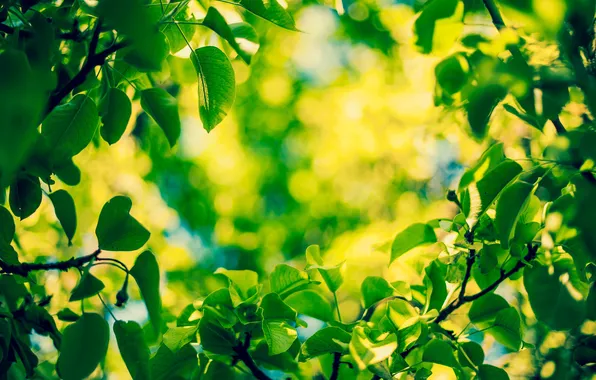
[457,341,484,369]
[495,181,535,249]
[300,326,351,361]
[390,224,437,263]
[163,326,198,353]
[362,276,394,308]
[284,290,333,322]
[270,264,310,298]
[349,326,398,370]
[490,307,522,351]
[190,46,236,132]
[263,320,298,355]
[226,0,297,31]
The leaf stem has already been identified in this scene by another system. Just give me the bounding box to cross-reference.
[333,291,343,323]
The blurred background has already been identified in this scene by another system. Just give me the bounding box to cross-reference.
[15,0,580,377]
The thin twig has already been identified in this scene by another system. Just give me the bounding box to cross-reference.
[435,245,537,323]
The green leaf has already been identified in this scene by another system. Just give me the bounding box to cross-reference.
[387,298,419,328]
[190,46,236,132]
[70,272,104,301]
[215,268,260,306]
[435,53,469,94]
[130,251,162,336]
[57,308,80,322]
[465,84,508,139]
[285,290,333,322]
[0,205,15,243]
[226,0,297,31]
[269,264,310,298]
[57,313,109,380]
[54,159,81,186]
[41,94,99,163]
[362,276,394,308]
[9,175,42,220]
[49,190,77,245]
[163,326,198,353]
[469,294,509,326]
[588,282,596,321]
[464,160,522,226]
[477,364,509,379]
[198,318,236,355]
[261,293,297,321]
[99,88,132,145]
[414,0,464,54]
[349,326,398,370]
[423,260,447,313]
[495,181,535,249]
[0,49,46,188]
[263,320,298,355]
[457,341,484,369]
[490,307,522,351]
[140,88,181,147]
[422,339,458,367]
[305,244,344,292]
[390,224,437,263]
[95,196,150,251]
[458,143,506,191]
[99,0,168,71]
[114,320,151,379]
[202,7,258,64]
[150,343,199,380]
[299,326,351,361]
[524,260,587,330]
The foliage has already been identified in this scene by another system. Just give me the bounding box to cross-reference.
[0,0,596,379]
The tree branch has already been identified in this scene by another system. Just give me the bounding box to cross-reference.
[46,37,128,115]
[0,249,101,277]
[330,352,342,380]
[233,333,271,380]
[434,245,537,323]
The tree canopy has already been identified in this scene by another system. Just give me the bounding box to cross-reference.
[1,0,596,379]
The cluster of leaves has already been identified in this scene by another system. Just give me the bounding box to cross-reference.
[1,0,596,379]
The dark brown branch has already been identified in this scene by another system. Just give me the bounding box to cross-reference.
[458,249,476,302]
[435,246,537,323]
[0,249,101,277]
[46,39,127,115]
[330,352,342,380]
[233,333,271,380]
